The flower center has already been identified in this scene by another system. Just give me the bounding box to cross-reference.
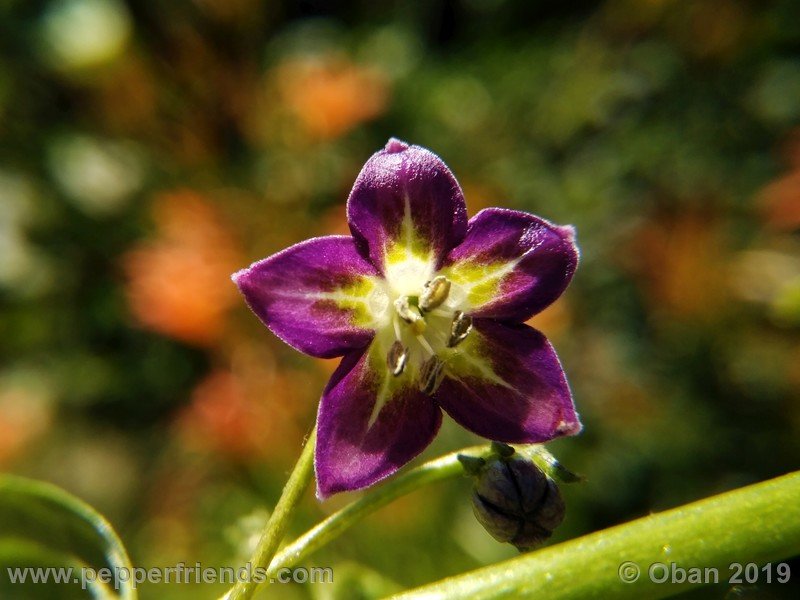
[380,273,472,394]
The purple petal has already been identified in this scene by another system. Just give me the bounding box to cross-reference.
[316,343,442,498]
[233,236,382,359]
[435,319,581,443]
[347,138,468,274]
[443,208,578,321]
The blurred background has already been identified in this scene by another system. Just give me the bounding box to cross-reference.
[1,0,800,598]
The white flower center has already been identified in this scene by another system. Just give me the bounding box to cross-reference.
[369,259,472,394]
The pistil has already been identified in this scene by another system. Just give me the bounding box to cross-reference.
[393,296,426,334]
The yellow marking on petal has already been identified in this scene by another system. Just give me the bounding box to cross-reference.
[403,193,414,253]
[441,257,522,309]
[443,332,514,390]
[382,194,436,295]
[368,374,391,429]
[365,339,412,430]
[312,276,386,327]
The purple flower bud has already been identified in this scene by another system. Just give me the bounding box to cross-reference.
[471,455,565,552]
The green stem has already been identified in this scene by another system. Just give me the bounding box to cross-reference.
[225,426,317,600]
[268,444,491,575]
[389,470,800,599]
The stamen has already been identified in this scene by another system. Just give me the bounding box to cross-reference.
[416,334,435,357]
[419,276,451,312]
[394,296,426,334]
[386,340,408,376]
[448,311,473,347]
[393,314,403,342]
[419,356,445,395]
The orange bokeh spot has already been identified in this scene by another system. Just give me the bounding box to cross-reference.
[177,370,272,460]
[0,387,52,466]
[176,365,309,463]
[758,132,800,231]
[525,298,572,340]
[759,170,800,231]
[276,56,389,140]
[123,190,242,346]
[626,211,729,319]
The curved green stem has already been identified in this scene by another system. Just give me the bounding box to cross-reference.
[268,444,491,575]
[224,427,317,600]
[389,470,800,599]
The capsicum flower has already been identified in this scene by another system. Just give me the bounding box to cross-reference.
[233,139,581,498]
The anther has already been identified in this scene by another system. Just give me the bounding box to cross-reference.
[447,311,473,347]
[386,341,408,376]
[394,296,426,334]
[419,356,445,395]
[419,276,451,312]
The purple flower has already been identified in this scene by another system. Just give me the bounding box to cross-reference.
[233,139,582,499]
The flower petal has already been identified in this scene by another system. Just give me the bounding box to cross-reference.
[316,342,442,498]
[442,208,578,321]
[233,235,385,359]
[435,319,581,443]
[347,139,468,280]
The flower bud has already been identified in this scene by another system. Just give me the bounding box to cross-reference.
[469,453,565,551]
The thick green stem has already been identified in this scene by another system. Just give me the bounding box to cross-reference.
[389,470,800,599]
[225,427,317,600]
[268,444,491,575]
